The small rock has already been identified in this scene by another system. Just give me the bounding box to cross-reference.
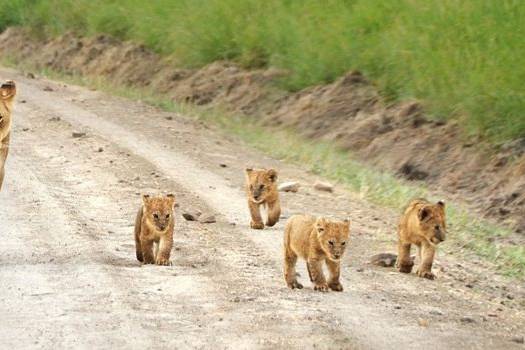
[369,253,397,267]
[165,116,173,121]
[22,128,30,132]
[219,163,228,168]
[72,131,86,138]
[460,316,476,324]
[356,267,364,272]
[49,116,61,122]
[199,214,216,224]
[394,305,402,310]
[313,180,333,192]
[97,147,104,153]
[26,72,36,79]
[182,210,201,221]
[511,336,524,344]
[429,309,444,316]
[43,86,54,92]
[20,99,27,103]
[278,181,300,193]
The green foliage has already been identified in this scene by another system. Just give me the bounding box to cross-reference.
[1,0,524,141]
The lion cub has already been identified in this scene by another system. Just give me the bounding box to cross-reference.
[284,215,350,292]
[0,80,16,190]
[135,194,176,266]
[397,198,446,279]
[245,168,281,229]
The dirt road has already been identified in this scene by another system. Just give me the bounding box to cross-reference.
[0,67,523,349]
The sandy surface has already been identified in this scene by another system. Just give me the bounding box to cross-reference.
[0,68,523,349]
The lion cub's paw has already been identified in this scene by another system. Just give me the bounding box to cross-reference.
[314,283,330,292]
[398,263,414,274]
[287,281,304,290]
[155,257,172,266]
[416,270,435,280]
[250,221,264,230]
[328,281,344,292]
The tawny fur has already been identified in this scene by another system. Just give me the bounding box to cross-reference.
[134,194,176,266]
[397,198,446,280]
[244,168,281,230]
[283,214,350,292]
[0,81,16,191]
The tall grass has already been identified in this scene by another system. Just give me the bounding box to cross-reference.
[1,0,525,141]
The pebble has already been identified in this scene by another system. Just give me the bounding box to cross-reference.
[313,180,334,192]
[278,181,300,193]
[511,336,524,344]
[199,214,216,224]
[72,131,86,138]
[182,210,201,221]
[460,316,476,323]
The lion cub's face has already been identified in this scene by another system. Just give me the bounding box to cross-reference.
[418,201,446,245]
[0,80,16,129]
[315,218,350,262]
[142,194,175,232]
[245,168,277,204]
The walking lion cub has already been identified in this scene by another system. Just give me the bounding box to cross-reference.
[397,198,446,279]
[0,80,16,190]
[135,194,176,266]
[244,168,281,229]
[284,215,350,292]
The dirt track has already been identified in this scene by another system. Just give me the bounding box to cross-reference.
[0,67,524,349]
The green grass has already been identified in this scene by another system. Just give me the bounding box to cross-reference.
[6,59,523,278]
[1,0,525,142]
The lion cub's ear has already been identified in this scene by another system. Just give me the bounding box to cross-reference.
[343,218,351,229]
[166,193,176,207]
[142,194,151,205]
[315,217,327,236]
[0,80,16,109]
[437,200,445,208]
[267,168,278,182]
[418,207,431,222]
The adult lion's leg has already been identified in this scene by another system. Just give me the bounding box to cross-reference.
[266,200,281,227]
[248,200,264,229]
[417,243,436,280]
[397,240,413,273]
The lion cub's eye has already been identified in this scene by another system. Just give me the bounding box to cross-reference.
[341,241,346,246]
[434,225,440,230]
[259,184,265,190]
[328,240,335,246]
[165,214,170,219]
[153,213,159,219]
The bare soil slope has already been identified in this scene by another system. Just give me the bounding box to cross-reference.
[0,27,523,237]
